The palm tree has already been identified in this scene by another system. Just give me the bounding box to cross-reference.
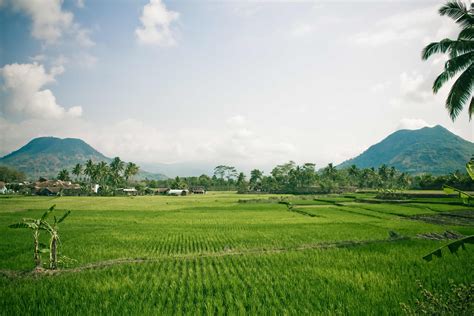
[348,165,359,186]
[96,161,110,186]
[72,163,82,181]
[84,159,95,182]
[110,157,125,186]
[124,162,140,182]
[323,163,337,181]
[421,1,474,120]
[57,169,70,181]
[9,206,54,269]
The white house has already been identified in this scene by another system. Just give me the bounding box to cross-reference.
[167,189,189,196]
[91,184,100,194]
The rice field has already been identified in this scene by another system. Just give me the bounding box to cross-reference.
[0,192,473,314]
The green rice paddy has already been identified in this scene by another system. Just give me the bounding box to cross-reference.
[0,192,473,314]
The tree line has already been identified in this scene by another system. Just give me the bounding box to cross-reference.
[145,161,474,193]
[1,159,473,194]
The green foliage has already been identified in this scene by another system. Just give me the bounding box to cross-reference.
[57,169,70,181]
[442,184,473,204]
[8,205,71,270]
[423,156,474,260]
[40,206,71,270]
[0,165,26,183]
[421,1,474,120]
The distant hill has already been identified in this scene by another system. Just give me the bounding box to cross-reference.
[338,125,474,175]
[0,137,167,180]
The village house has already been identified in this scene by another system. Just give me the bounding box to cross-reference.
[32,179,81,196]
[116,188,138,196]
[154,188,170,195]
[191,187,206,194]
[167,189,189,196]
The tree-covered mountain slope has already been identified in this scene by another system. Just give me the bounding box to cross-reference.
[0,137,167,180]
[338,125,474,174]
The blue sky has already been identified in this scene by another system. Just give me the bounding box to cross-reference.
[0,0,472,173]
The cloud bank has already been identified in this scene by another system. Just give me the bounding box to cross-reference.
[0,62,82,120]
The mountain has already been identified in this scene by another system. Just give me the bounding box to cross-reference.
[338,125,474,175]
[0,137,167,180]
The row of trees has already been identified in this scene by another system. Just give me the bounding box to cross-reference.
[57,157,140,190]
[145,161,474,193]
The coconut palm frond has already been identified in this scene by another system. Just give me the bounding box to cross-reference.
[422,39,457,60]
[439,0,468,20]
[439,0,474,28]
[458,26,474,39]
[466,157,474,179]
[433,51,474,93]
[468,97,474,120]
[445,64,474,120]
[423,236,474,261]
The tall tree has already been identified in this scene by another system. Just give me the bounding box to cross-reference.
[124,162,140,182]
[72,163,82,181]
[110,157,125,185]
[84,159,95,182]
[57,169,70,181]
[422,1,474,120]
[249,169,263,190]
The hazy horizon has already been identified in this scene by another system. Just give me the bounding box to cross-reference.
[1,0,473,172]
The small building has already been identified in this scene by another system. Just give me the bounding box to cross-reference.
[0,182,7,194]
[123,188,138,196]
[154,188,170,195]
[167,189,189,196]
[191,187,206,194]
[38,187,61,196]
[116,188,138,196]
[32,179,81,196]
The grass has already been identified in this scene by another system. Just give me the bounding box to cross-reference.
[0,192,473,314]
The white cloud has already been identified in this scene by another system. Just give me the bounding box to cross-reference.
[73,25,95,47]
[12,0,72,43]
[10,0,94,46]
[352,5,458,47]
[397,118,433,130]
[0,114,296,169]
[390,71,434,107]
[0,63,82,120]
[135,0,179,46]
